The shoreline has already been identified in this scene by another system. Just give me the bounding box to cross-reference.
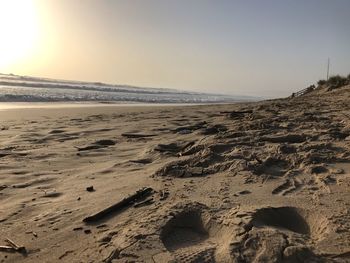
[0,101,240,110]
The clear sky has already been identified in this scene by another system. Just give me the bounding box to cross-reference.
[0,0,349,97]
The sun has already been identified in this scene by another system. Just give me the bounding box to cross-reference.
[0,0,40,71]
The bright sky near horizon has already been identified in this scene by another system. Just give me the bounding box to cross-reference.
[0,0,349,97]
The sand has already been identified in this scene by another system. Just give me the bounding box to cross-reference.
[1,85,350,263]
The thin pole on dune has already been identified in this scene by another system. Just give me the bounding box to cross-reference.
[326,58,330,81]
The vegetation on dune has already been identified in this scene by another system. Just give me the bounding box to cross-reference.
[317,79,327,86]
[328,75,348,86]
[317,73,350,91]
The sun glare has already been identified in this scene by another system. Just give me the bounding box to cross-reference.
[0,0,40,71]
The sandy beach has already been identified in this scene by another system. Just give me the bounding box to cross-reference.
[1,85,350,262]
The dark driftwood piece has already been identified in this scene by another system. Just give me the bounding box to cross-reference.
[219,110,253,114]
[121,133,156,138]
[133,197,154,208]
[0,245,15,252]
[172,121,207,133]
[154,141,195,153]
[83,187,153,223]
[76,145,102,151]
[227,110,253,119]
[129,158,153,164]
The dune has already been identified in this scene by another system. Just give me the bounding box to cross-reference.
[0,83,350,262]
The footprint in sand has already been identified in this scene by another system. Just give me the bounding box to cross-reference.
[159,203,240,263]
[230,206,330,262]
[160,208,216,263]
[249,207,310,235]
